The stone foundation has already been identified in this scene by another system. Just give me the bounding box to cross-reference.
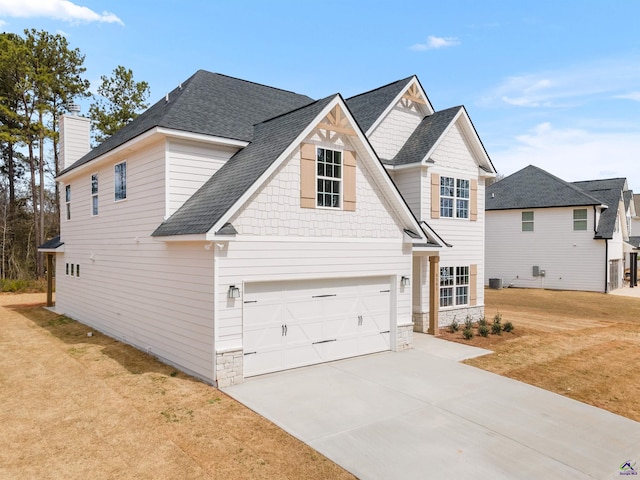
[215,349,243,387]
[412,313,429,334]
[396,324,413,351]
[438,306,484,327]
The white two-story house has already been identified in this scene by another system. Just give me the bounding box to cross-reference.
[485,165,634,292]
[42,70,495,386]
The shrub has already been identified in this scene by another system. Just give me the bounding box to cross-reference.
[503,321,514,333]
[464,315,473,330]
[449,319,459,333]
[491,321,502,335]
[478,325,490,337]
[477,316,487,327]
[462,327,474,340]
[493,312,502,325]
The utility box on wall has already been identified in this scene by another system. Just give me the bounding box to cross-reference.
[532,266,540,276]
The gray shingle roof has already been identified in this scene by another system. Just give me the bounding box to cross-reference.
[572,178,627,239]
[60,70,314,175]
[38,235,63,250]
[623,190,634,211]
[152,95,336,237]
[629,236,640,248]
[391,106,462,166]
[486,165,603,211]
[345,77,414,133]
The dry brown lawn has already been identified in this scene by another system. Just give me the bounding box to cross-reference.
[0,294,355,480]
[440,288,640,423]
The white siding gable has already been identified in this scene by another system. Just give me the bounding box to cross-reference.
[230,136,403,239]
[369,100,424,161]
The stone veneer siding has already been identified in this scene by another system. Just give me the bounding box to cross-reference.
[215,349,243,387]
[396,324,413,351]
[438,306,484,327]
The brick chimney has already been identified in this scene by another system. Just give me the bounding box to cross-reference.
[59,112,91,171]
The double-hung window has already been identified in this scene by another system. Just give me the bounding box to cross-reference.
[440,177,469,218]
[440,266,470,307]
[573,209,587,231]
[91,174,99,215]
[316,148,341,208]
[114,162,126,201]
[65,185,71,220]
[522,211,534,231]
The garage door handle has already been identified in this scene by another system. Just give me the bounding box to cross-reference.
[312,294,337,298]
[380,289,390,293]
[312,339,337,344]
[380,330,390,334]
[244,351,257,356]
[244,300,258,304]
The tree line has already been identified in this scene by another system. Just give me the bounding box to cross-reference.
[0,29,150,280]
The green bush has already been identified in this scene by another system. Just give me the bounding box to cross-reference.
[462,327,474,340]
[478,325,490,337]
[503,321,514,333]
[493,312,502,325]
[491,321,502,335]
[449,319,459,333]
[0,278,47,293]
[464,315,473,330]
[477,316,487,327]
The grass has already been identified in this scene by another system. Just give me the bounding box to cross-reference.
[440,287,640,422]
[0,293,355,480]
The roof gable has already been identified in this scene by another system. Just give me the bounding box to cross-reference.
[346,76,434,134]
[153,94,426,241]
[60,70,314,175]
[486,165,603,211]
[572,178,627,239]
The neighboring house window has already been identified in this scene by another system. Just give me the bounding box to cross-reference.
[91,174,99,215]
[114,162,127,201]
[440,266,469,307]
[76,264,80,277]
[70,264,75,276]
[440,176,469,218]
[65,185,71,220]
[316,148,341,208]
[522,211,534,231]
[65,263,69,275]
[573,209,587,231]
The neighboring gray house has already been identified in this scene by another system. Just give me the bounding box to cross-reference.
[485,165,635,293]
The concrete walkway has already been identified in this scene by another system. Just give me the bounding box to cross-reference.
[224,335,640,480]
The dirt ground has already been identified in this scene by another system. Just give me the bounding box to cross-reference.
[0,294,355,480]
[440,287,640,423]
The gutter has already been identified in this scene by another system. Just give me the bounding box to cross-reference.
[604,238,609,293]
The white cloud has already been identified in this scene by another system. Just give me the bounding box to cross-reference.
[615,92,640,102]
[492,122,640,191]
[481,57,640,108]
[0,0,123,25]
[410,35,460,51]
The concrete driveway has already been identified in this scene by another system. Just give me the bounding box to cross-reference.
[224,334,640,480]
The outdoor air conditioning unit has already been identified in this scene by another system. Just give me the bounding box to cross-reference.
[489,278,503,290]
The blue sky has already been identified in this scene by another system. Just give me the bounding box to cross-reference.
[2,0,640,190]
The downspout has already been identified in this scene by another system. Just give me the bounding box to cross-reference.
[604,239,609,293]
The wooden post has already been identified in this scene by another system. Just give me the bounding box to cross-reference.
[428,255,439,335]
[46,254,53,307]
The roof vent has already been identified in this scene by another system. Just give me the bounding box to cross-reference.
[66,103,81,115]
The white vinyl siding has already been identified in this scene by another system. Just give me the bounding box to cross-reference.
[486,207,605,292]
[166,139,238,216]
[56,140,216,382]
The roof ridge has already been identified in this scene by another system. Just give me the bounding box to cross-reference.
[526,165,605,204]
[346,76,414,101]
[196,70,312,98]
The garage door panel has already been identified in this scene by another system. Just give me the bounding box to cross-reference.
[243,276,392,378]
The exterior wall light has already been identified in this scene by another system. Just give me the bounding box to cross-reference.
[228,285,240,299]
[401,276,410,287]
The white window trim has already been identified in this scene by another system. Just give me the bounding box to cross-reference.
[91,173,99,216]
[573,208,587,231]
[114,161,127,202]
[65,185,71,221]
[315,146,343,210]
[440,176,470,219]
[439,265,470,308]
[522,211,534,232]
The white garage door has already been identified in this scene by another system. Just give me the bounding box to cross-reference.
[243,276,392,377]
